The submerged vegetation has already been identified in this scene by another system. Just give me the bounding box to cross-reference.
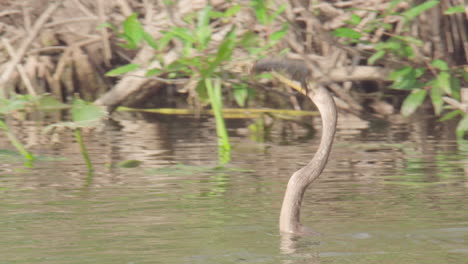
[0,0,467,168]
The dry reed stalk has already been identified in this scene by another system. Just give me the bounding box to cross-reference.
[1,38,37,96]
[0,0,62,97]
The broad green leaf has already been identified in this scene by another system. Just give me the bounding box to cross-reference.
[116,159,142,168]
[224,4,241,17]
[251,0,269,25]
[456,115,468,138]
[430,81,443,115]
[414,68,426,78]
[388,0,405,12]
[439,110,462,121]
[346,14,362,25]
[216,27,236,61]
[0,97,28,114]
[239,31,259,48]
[450,76,461,100]
[444,5,464,15]
[401,89,427,116]
[332,28,362,39]
[145,68,163,77]
[71,99,107,127]
[195,6,213,49]
[436,71,451,94]
[381,40,401,51]
[233,83,249,107]
[272,4,287,20]
[401,44,415,58]
[143,32,158,50]
[119,38,138,50]
[195,80,209,103]
[37,95,68,110]
[268,23,288,43]
[402,1,440,21]
[157,31,175,50]
[368,50,386,65]
[389,66,425,90]
[105,63,140,76]
[123,13,144,45]
[171,27,196,43]
[389,66,413,80]
[431,59,449,71]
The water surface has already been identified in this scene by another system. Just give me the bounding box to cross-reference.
[1,113,467,263]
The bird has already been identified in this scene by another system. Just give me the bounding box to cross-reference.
[253,58,337,234]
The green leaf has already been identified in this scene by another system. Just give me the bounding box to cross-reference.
[332,28,362,39]
[345,14,362,25]
[217,27,236,60]
[105,63,140,76]
[456,115,468,138]
[123,13,144,45]
[430,81,443,115]
[116,159,142,168]
[402,1,440,21]
[368,50,386,65]
[431,59,449,71]
[450,76,461,100]
[389,66,425,90]
[143,32,158,50]
[37,95,69,110]
[389,66,413,80]
[435,71,451,95]
[171,27,196,43]
[401,89,427,116]
[195,6,213,49]
[233,83,249,107]
[224,4,241,17]
[388,0,406,12]
[98,22,118,32]
[268,23,288,43]
[444,5,464,15]
[439,110,462,121]
[145,68,163,77]
[0,97,29,114]
[251,0,269,25]
[239,31,259,48]
[71,99,106,124]
[272,4,287,20]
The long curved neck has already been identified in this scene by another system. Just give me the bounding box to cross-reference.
[279,86,337,234]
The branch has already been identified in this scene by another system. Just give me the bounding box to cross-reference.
[0,0,63,97]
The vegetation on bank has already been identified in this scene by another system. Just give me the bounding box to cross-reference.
[0,0,467,166]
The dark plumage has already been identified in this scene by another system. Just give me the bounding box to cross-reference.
[252,58,311,89]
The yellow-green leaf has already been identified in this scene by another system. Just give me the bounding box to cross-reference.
[401,89,427,116]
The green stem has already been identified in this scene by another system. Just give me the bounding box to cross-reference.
[74,128,93,173]
[0,118,34,161]
[205,77,231,164]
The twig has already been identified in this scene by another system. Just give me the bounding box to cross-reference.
[45,17,99,28]
[22,3,31,32]
[443,96,468,113]
[0,10,21,17]
[98,0,112,66]
[117,0,133,17]
[1,38,37,96]
[0,0,63,97]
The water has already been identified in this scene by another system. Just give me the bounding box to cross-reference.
[1,113,467,264]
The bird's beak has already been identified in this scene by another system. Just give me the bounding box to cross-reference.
[271,72,314,97]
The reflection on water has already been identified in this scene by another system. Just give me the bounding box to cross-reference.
[0,113,467,264]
